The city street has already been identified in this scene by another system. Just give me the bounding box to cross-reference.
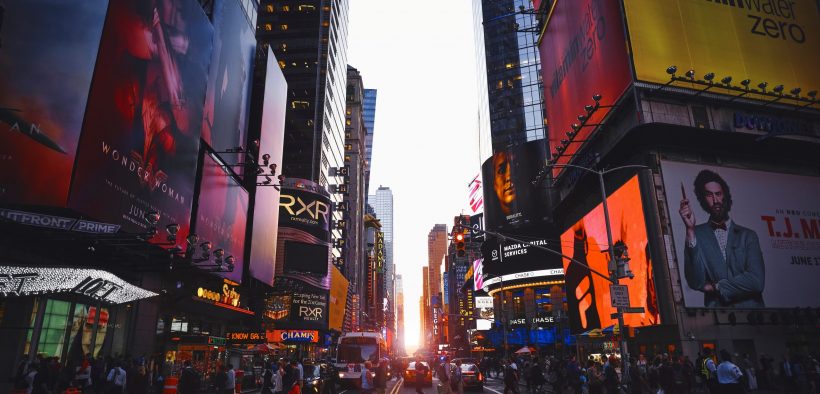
[336,376,527,394]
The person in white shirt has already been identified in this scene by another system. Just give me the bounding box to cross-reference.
[106,363,127,394]
[226,364,236,394]
[717,350,744,394]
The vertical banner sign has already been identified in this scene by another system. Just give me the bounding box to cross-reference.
[624,0,820,102]
[467,174,484,214]
[69,0,213,245]
[0,1,108,206]
[539,0,631,177]
[328,266,349,331]
[661,161,820,308]
[249,48,287,285]
[201,0,257,160]
[195,154,249,283]
[559,176,661,333]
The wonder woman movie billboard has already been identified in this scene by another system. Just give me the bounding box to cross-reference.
[195,153,248,283]
[249,48,287,285]
[560,176,661,333]
[0,0,108,206]
[662,161,820,309]
[275,179,332,290]
[201,0,256,154]
[481,140,549,231]
[68,0,213,246]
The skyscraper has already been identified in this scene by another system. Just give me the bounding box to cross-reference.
[363,89,377,195]
[257,0,350,261]
[473,0,546,150]
[368,186,394,340]
[396,274,405,355]
[421,266,431,348]
[344,66,368,327]
[427,224,448,320]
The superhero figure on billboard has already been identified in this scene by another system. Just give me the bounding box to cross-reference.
[565,224,601,331]
[679,170,765,307]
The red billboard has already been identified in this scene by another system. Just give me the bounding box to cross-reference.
[201,0,256,156]
[195,153,248,283]
[559,176,661,333]
[249,48,287,285]
[0,1,108,206]
[68,0,213,245]
[539,0,631,175]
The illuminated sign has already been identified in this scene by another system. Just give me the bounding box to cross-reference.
[226,331,266,344]
[481,268,565,291]
[196,279,241,307]
[0,266,157,304]
[475,297,494,309]
[208,336,227,346]
[267,330,319,343]
[0,208,121,234]
[624,0,820,103]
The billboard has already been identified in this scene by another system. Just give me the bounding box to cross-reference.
[539,0,631,175]
[248,48,287,285]
[624,0,820,102]
[661,161,820,308]
[467,174,484,214]
[201,0,256,153]
[68,0,213,246]
[480,229,563,283]
[481,140,549,231]
[194,153,248,283]
[275,179,332,289]
[559,176,661,333]
[0,0,108,206]
[328,266,349,331]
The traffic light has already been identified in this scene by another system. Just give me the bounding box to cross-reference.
[455,233,466,257]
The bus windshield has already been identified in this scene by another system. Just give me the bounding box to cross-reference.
[337,339,379,363]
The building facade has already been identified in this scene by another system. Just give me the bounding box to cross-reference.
[368,187,395,343]
[363,89,378,195]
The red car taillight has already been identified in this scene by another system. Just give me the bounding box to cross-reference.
[478,373,483,381]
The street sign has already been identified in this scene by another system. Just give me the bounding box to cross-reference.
[609,284,630,308]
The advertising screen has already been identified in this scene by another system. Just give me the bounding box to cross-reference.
[481,140,549,231]
[328,266,349,331]
[284,241,330,276]
[559,176,661,333]
[275,179,332,289]
[68,0,213,246]
[0,0,107,206]
[249,48,287,285]
[661,161,820,308]
[480,228,563,283]
[263,294,291,321]
[624,0,820,102]
[539,0,631,176]
[194,153,248,283]
[201,0,256,153]
[290,291,329,329]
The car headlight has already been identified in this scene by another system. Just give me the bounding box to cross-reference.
[338,372,344,378]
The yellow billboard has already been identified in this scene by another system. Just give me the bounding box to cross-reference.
[625,0,820,98]
[328,266,349,331]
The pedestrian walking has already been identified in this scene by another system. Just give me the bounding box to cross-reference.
[717,350,744,394]
[375,359,388,394]
[503,359,519,394]
[414,356,430,394]
[105,363,127,394]
[178,361,201,394]
[361,361,375,394]
[452,359,464,394]
[225,364,236,394]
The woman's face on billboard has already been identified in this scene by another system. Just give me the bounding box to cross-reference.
[493,151,515,213]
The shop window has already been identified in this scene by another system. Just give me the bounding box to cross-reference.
[171,317,188,333]
[266,4,274,13]
[281,5,290,12]
[264,23,273,31]
[512,291,525,318]
[25,301,109,358]
[280,24,289,31]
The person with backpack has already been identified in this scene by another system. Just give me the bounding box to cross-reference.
[437,357,452,394]
[702,348,718,393]
[503,359,519,394]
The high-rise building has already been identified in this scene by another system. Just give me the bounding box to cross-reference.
[396,274,405,355]
[368,186,394,339]
[363,89,377,195]
[344,66,368,329]
[257,0,350,263]
[473,0,546,150]
[421,265,431,349]
[427,224,448,327]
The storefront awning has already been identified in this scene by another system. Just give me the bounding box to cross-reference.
[0,265,157,304]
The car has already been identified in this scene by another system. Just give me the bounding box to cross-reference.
[455,362,484,391]
[404,361,433,386]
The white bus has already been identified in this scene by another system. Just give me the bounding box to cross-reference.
[335,332,387,386]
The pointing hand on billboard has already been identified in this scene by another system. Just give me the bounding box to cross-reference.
[679,183,696,240]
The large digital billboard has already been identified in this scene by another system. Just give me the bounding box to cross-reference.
[201,0,256,153]
[328,266,349,331]
[194,153,248,283]
[559,176,661,333]
[248,48,287,285]
[539,0,631,176]
[275,179,332,290]
[68,0,213,245]
[0,0,107,206]
[624,0,820,102]
[662,161,820,308]
[481,140,549,231]
[480,228,563,284]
